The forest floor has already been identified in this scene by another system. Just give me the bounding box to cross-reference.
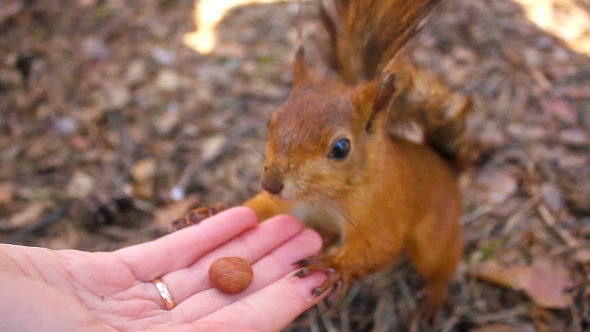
[1,0,589,331]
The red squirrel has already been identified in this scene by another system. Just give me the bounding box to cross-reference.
[174,0,471,320]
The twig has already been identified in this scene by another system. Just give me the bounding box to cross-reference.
[108,110,138,196]
[440,308,462,332]
[461,204,492,225]
[549,243,590,257]
[8,206,69,243]
[569,294,584,332]
[307,306,320,332]
[537,203,579,248]
[464,304,530,325]
[317,301,338,332]
[398,277,418,310]
[502,195,540,234]
[340,282,361,332]
[372,293,399,332]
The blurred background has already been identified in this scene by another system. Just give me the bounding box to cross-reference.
[0,0,589,331]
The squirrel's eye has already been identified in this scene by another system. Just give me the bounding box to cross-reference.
[328,139,351,160]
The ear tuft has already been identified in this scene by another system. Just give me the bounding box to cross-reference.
[353,73,397,133]
[293,46,310,87]
[373,73,397,114]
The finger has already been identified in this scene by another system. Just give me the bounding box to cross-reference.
[201,272,328,332]
[152,321,258,332]
[172,228,322,321]
[114,207,258,281]
[162,214,305,304]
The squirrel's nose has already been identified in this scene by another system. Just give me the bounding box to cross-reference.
[261,165,284,195]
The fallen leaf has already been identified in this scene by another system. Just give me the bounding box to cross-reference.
[541,97,577,124]
[540,182,565,214]
[66,171,95,198]
[68,134,91,151]
[131,159,157,199]
[125,59,148,85]
[53,117,78,136]
[82,36,110,60]
[507,124,546,140]
[558,128,589,148]
[476,169,518,205]
[573,248,590,264]
[153,194,200,229]
[0,182,15,205]
[472,323,534,332]
[104,83,130,109]
[522,264,573,309]
[9,203,45,228]
[151,46,176,66]
[155,69,181,92]
[0,1,23,23]
[474,260,573,309]
[154,103,181,135]
[131,159,157,183]
[474,259,520,289]
[200,134,227,162]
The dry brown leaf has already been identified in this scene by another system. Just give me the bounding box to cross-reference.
[0,1,23,23]
[558,128,589,148]
[475,169,518,205]
[540,183,565,215]
[541,97,577,124]
[153,194,200,229]
[131,159,158,199]
[201,134,227,162]
[155,69,181,92]
[573,248,590,264]
[522,264,573,309]
[0,182,15,205]
[9,203,45,229]
[68,134,91,151]
[471,323,534,332]
[154,107,181,135]
[66,171,95,198]
[474,259,520,289]
[474,260,573,309]
[131,159,157,183]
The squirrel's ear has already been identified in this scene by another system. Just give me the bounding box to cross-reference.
[373,73,397,114]
[292,46,311,87]
[354,73,397,132]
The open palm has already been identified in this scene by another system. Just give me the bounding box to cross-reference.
[0,207,325,332]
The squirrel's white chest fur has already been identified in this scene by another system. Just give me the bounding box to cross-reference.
[290,202,345,243]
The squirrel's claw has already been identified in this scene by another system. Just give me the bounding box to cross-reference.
[169,202,226,232]
[294,254,349,309]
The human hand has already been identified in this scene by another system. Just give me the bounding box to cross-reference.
[0,207,326,331]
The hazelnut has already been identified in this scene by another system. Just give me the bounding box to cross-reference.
[208,257,253,294]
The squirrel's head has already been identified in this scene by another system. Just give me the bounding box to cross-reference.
[260,47,396,201]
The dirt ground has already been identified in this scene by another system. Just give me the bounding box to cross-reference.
[1,0,589,331]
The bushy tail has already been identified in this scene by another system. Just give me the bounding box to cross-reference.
[319,0,472,172]
[386,59,473,172]
[319,0,441,83]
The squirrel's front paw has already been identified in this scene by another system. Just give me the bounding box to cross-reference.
[294,254,350,309]
[170,202,225,232]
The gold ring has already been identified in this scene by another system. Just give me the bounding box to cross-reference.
[152,278,175,310]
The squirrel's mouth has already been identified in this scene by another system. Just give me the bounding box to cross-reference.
[266,179,306,202]
[268,187,295,201]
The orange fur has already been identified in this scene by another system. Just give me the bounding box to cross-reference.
[238,0,468,319]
